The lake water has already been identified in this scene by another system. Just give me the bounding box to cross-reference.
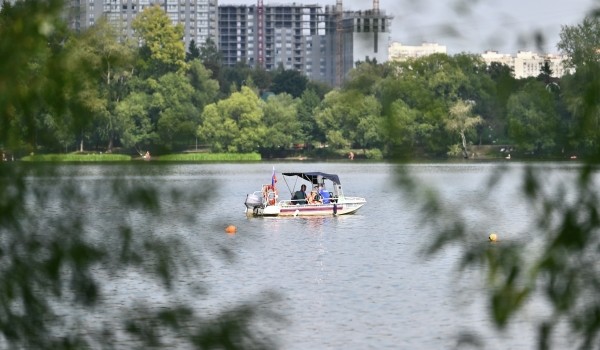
[24,161,583,349]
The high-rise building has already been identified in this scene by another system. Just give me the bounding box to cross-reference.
[218,1,392,86]
[67,0,218,48]
[218,3,337,84]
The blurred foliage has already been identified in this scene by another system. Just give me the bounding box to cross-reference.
[392,9,600,350]
[0,1,279,349]
[6,0,600,349]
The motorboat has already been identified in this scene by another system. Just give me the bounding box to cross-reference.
[244,171,366,217]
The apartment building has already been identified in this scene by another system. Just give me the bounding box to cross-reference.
[481,50,573,79]
[389,46,572,79]
[388,42,447,61]
[67,0,218,49]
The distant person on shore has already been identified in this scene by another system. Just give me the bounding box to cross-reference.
[292,184,308,205]
[348,151,354,160]
[143,151,151,160]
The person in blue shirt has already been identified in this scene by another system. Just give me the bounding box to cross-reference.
[319,184,330,204]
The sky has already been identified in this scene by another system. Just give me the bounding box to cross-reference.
[220,0,598,54]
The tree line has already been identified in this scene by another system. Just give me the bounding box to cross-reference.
[4,1,600,349]
[3,2,600,160]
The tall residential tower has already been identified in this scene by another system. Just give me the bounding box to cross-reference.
[68,0,218,48]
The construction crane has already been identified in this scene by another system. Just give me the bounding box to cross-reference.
[373,0,379,53]
[335,0,343,87]
[257,0,264,67]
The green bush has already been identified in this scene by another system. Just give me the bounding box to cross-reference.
[365,148,383,160]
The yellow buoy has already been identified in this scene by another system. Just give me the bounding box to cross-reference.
[225,225,237,234]
[488,233,498,242]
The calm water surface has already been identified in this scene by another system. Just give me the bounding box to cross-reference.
[36,162,583,349]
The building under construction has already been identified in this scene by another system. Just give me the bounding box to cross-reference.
[218,0,392,86]
[62,0,391,86]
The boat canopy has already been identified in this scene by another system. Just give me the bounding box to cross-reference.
[282,172,341,185]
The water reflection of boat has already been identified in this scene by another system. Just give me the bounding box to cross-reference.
[244,171,367,217]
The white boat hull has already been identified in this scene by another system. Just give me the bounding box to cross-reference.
[246,197,366,217]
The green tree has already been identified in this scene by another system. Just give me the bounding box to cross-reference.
[261,93,300,154]
[305,80,332,99]
[379,54,505,157]
[378,59,451,156]
[154,73,200,151]
[485,62,518,143]
[314,89,382,152]
[186,39,200,62]
[250,66,272,93]
[271,69,308,98]
[557,16,600,69]
[197,86,266,152]
[344,59,393,95]
[445,100,483,158]
[452,54,498,145]
[116,90,159,152]
[67,18,136,152]
[219,62,253,95]
[114,59,218,154]
[297,88,322,147]
[187,59,220,110]
[383,99,426,158]
[560,66,600,156]
[132,5,186,76]
[507,81,560,155]
[558,17,600,156]
[198,37,221,80]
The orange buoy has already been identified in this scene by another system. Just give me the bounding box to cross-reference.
[225,225,237,234]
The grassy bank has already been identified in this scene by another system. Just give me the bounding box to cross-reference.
[21,154,131,162]
[19,152,262,162]
[157,153,261,161]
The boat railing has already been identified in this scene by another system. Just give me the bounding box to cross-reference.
[340,196,366,203]
[281,201,329,207]
[287,199,308,205]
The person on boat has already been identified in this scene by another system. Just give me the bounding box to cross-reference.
[319,184,331,204]
[307,187,322,204]
[291,184,308,205]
